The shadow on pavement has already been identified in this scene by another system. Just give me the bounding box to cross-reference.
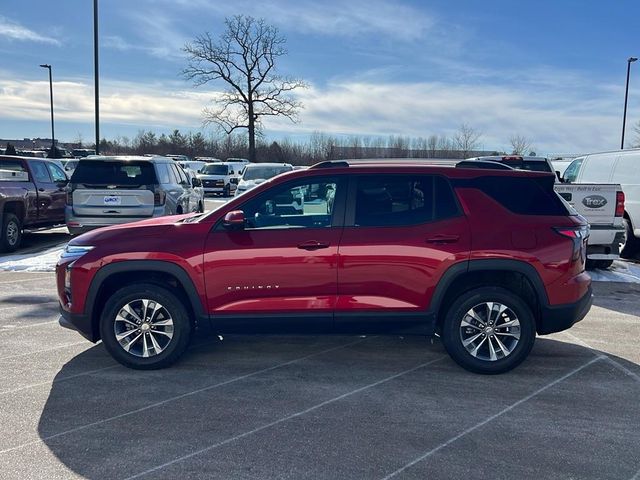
[32,336,640,479]
[591,281,640,317]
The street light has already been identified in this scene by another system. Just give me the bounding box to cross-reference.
[39,64,55,153]
[621,56,637,149]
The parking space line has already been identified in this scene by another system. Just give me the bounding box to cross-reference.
[380,355,604,480]
[125,355,446,480]
[0,302,57,311]
[0,365,120,396]
[0,341,88,362]
[0,277,54,285]
[0,337,369,456]
[563,331,640,384]
[0,320,58,331]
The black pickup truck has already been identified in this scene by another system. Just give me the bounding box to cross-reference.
[0,155,68,252]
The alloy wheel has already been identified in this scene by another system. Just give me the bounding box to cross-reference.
[459,301,521,362]
[6,220,19,246]
[114,299,174,358]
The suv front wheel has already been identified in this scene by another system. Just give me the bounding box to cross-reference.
[441,287,536,374]
[99,284,192,369]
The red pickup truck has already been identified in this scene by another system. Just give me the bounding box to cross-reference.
[0,155,68,251]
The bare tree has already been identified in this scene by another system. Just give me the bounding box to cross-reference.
[453,124,482,158]
[509,134,532,155]
[183,16,307,162]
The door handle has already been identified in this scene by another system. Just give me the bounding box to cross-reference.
[297,240,330,251]
[425,234,459,244]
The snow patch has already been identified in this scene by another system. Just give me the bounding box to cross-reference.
[0,244,65,272]
[588,260,640,283]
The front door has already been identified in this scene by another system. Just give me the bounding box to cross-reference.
[203,175,345,333]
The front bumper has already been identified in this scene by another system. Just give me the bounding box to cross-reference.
[537,286,593,335]
[59,303,97,342]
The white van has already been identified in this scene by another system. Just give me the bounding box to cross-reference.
[563,148,640,257]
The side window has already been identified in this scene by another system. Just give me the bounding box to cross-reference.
[241,178,340,229]
[562,157,584,183]
[475,176,567,215]
[31,161,52,183]
[172,165,188,184]
[46,163,67,182]
[354,175,458,227]
[156,164,172,184]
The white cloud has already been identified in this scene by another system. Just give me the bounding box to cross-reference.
[0,16,60,45]
[166,0,433,42]
[0,73,627,153]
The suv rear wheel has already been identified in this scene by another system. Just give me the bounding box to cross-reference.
[441,287,536,374]
[99,283,192,369]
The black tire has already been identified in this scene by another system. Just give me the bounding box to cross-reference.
[99,283,192,370]
[224,184,231,197]
[1,213,22,252]
[198,201,204,213]
[620,217,640,259]
[441,287,536,374]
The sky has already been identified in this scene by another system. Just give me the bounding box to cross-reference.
[0,0,639,154]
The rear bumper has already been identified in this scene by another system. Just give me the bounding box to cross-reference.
[538,286,593,335]
[66,206,166,234]
[59,303,97,342]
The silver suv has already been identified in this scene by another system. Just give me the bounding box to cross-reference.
[65,156,204,235]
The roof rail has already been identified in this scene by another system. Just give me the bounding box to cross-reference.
[309,160,350,169]
[456,160,514,170]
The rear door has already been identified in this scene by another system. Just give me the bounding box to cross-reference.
[29,160,56,221]
[70,161,156,218]
[44,161,68,221]
[336,174,470,333]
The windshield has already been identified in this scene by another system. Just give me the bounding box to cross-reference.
[71,161,157,187]
[201,164,229,175]
[243,165,292,181]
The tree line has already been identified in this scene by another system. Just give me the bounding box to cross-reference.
[90,125,538,165]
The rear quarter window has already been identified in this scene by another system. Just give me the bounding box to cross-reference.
[471,176,568,216]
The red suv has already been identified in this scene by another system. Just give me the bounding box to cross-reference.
[56,160,592,374]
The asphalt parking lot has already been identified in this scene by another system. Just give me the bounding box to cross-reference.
[0,273,638,479]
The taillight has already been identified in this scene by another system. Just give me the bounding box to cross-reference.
[154,188,166,206]
[615,191,625,217]
[554,226,589,262]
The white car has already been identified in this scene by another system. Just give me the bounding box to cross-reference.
[234,163,293,196]
[178,160,207,173]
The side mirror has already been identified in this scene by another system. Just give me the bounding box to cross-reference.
[223,210,246,229]
[192,177,202,187]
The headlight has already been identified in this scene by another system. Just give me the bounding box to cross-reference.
[61,245,94,259]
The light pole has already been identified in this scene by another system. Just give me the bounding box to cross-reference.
[621,56,637,149]
[39,64,55,152]
[94,0,100,154]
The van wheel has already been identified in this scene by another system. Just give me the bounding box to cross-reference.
[441,287,536,374]
[620,218,640,258]
[1,213,22,252]
[99,284,192,369]
[224,184,231,197]
[198,201,204,213]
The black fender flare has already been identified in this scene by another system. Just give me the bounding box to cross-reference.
[428,259,549,317]
[85,260,207,321]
